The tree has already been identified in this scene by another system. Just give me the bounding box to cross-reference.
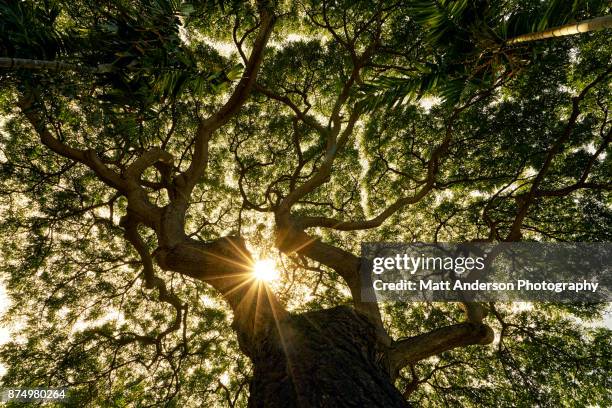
[0,0,610,406]
[506,15,612,44]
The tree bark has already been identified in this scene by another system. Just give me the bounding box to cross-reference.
[153,234,494,406]
[239,305,409,408]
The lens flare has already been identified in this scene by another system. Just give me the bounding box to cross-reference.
[252,259,279,282]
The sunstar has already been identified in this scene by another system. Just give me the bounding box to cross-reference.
[252,259,279,282]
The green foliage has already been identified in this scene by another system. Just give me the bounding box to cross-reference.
[0,0,63,59]
[0,0,610,406]
[362,0,610,108]
[0,0,240,106]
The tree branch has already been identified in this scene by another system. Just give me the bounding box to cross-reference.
[274,225,387,338]
[388,322,494,378]
[154,234,288,344]
[18,94,127,192]
[506,66,612,240]
[292,184,433,230]
[125,147,174,187]
[278,106,362,214]
[115,214,186,352]
[254,84,327,134]
[177,10,276,196]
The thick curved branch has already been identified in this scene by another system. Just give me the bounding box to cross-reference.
[14,10,283,347]
[154,234,288,345]
[388,322,494,378]
[275,224,386,338]
[19,92,166,229]
[18,94,127,192]
[125,147,174,186]
[18,93,166,225]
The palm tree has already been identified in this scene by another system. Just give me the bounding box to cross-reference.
[363,1,611,108]
[506,15,612,44]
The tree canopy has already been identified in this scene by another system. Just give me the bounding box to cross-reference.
[0,0,610,406]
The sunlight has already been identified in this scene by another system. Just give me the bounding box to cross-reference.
[252,259,279,282]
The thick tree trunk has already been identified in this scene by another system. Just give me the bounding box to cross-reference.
[236,305,409,408]
[150,232,492,407]
[154,236,407,406]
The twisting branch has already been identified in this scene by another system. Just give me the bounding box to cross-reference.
[125,147,174,186]
[532,127,612,197]
[233,13,262,64]
[18,92,166,225]
[274,81,501,354]
[278,106,362,214]
[506,66,612,241]
[123,216,184,325]
[291,81,502,231]
[18,93,127,192]
[92,214,187,352]
[254,84,327,134]
[293,185,433,231]
[176,9,276,197]
[264,20,383,215]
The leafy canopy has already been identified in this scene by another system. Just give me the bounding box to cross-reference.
[0,0,610,406]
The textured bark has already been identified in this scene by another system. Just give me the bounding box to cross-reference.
[238,305,409,408]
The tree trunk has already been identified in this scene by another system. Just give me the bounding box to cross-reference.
[154,237,408,406]
[0,57,120,73]
[236,305,409,408]
[506,15,612,44]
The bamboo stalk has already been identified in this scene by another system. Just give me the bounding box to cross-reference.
[507,15,612,44]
